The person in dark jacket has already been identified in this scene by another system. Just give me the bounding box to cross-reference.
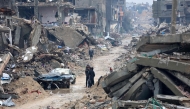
[85,64,91,87]
[89,67,95,86]
[89,48,94,60]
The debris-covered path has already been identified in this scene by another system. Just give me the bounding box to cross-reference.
[14,37,131,109]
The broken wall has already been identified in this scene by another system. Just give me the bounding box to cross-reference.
[39,6,57,24]
[75,0,90,8]
[48,26,86,48]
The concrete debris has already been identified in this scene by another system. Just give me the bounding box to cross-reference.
[0,1,116,107]
[102,19,190,109]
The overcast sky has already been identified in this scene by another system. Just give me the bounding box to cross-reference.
[126,0,153,5]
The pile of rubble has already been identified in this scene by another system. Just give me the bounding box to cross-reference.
[144,22,190,36]
[0,6,113,107]
[3,76,48,105]
[102,29,190,108]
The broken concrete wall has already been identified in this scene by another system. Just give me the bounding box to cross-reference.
[48,26,86,48]
[38,6,57,24]
[75,0,90,8]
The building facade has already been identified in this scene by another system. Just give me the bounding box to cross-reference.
[15,0,74,26]
[153,0,190,25]
[74,0,106,36]
[106,0,126,33]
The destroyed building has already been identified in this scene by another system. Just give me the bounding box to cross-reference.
[74,0,106,36]
[15,0,74,26]
[153,0,190,25]
[14,0,107,36]
[106,0,126,33]
[102,25,190,108]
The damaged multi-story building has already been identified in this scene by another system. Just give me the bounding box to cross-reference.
[106,0,126,33]
[15,0,74,26]
[73,0,106,36]
[14,0,107,36]
[0,0,16,51]
[153,0,190,25]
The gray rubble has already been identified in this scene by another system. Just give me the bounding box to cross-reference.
[102,25,190,109]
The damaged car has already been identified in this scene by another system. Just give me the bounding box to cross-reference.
[34,68,76,89]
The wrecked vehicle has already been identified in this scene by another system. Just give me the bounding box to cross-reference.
[34,68,76,89]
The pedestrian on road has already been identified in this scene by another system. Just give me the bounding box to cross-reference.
[89,67,95,86]
[89,48,94,60]
[110,67,113,73]
[85,64,91,87]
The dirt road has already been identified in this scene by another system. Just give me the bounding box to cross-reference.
[14,37,131,109]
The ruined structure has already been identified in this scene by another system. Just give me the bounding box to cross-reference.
[153,0,190,25]
[102,25,190,109]
[106,0,126,33]
[15,0,74,26]
[14,0,107,36]
[74,0,106,36]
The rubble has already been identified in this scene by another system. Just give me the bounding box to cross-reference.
[101,25,190,109]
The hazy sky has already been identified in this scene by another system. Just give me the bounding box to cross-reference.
[126,0,153,5]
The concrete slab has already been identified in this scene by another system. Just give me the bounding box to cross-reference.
[111,69,145,98]
[104,67,131,87]
[110,80,128,93]
[32,25,41,46]
[140,45,178,56]
[169,71,190,87]
[121,78,146,100]
[101,80,110,94]
[135,56,190,75]
[156,95,190,101]
[116,100,147,108]
[151,67,184,96]
[150,34,181,43]
[126,63,138,72]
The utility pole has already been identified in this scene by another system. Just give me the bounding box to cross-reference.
[171,0,177,34]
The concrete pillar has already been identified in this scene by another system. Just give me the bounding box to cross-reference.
[14,26,21,46]
[171,0,177,34]
[57,6,62,25]
[34,0,39,19]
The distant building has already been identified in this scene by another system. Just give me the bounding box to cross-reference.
[15,0,74,26]
[152,0,190,25]
[74,0,106,36]
[106,0,126,33]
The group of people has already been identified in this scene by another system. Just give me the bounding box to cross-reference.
[85,64,95,88]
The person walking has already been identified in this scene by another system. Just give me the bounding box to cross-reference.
[89,48,94,60]
[85,64,90,87]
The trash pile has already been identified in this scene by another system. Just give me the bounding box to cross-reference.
[102,29,190,108]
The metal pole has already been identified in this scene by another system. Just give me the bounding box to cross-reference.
[171,0,177,34]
